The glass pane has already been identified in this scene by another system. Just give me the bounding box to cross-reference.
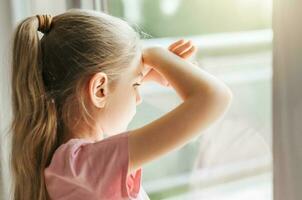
[108,0,272,37]
[108,0,273,199]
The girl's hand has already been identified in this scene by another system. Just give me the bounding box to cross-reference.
[168,39,197,59]
[142,39,198,87]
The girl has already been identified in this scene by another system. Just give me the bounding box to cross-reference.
[9,9,232,200]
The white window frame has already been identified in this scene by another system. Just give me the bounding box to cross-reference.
[272,0,302,199]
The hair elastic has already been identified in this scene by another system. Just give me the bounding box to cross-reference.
[36,14,53,34]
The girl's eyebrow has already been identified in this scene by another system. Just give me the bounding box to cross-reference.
[136,62,145,77]
[137,72,144,82]
[135,57,149,79]
[140,61,150,76]
[134,68,143,80]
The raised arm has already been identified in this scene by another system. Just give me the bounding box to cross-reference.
[127,46,233,174]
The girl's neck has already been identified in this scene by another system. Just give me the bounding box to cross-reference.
[61,131,104,144]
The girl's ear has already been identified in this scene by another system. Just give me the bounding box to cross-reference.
[88,72,108,108]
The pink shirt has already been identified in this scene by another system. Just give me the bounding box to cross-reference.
[44,131,150,200]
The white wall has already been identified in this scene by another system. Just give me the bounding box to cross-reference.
[273,0,302,199]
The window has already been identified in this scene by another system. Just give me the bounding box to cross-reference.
[106,0,273,199]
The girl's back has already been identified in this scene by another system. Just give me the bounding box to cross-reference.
[44,132,149,199]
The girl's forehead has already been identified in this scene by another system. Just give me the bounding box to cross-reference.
[136,60,145,75]
[129,50,150,80]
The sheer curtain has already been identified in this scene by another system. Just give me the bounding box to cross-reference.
[273,0,302,199]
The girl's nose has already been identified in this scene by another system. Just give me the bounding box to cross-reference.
[136,90,142,105]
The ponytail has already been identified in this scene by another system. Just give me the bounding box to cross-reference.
[10,16,58,200]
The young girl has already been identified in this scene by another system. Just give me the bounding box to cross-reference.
[9,8,232,200]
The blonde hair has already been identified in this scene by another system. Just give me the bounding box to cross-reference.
[9,8,142,200]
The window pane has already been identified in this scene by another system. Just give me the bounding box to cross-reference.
[108,0,273,199]
[108,0,272,37]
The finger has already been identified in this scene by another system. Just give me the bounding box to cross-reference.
[142,68,168,86]
[179,45,198,59]
[142,64,152,76]
[141,67,154,82]
[142,68,160,82]
[173,40,192,55]
[168,39,185,51]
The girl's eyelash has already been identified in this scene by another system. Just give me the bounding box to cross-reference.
[134,83,141,87]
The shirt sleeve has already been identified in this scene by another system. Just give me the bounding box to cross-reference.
[69,131,142,199]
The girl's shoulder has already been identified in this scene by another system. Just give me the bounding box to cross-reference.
[50,132,129,163]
